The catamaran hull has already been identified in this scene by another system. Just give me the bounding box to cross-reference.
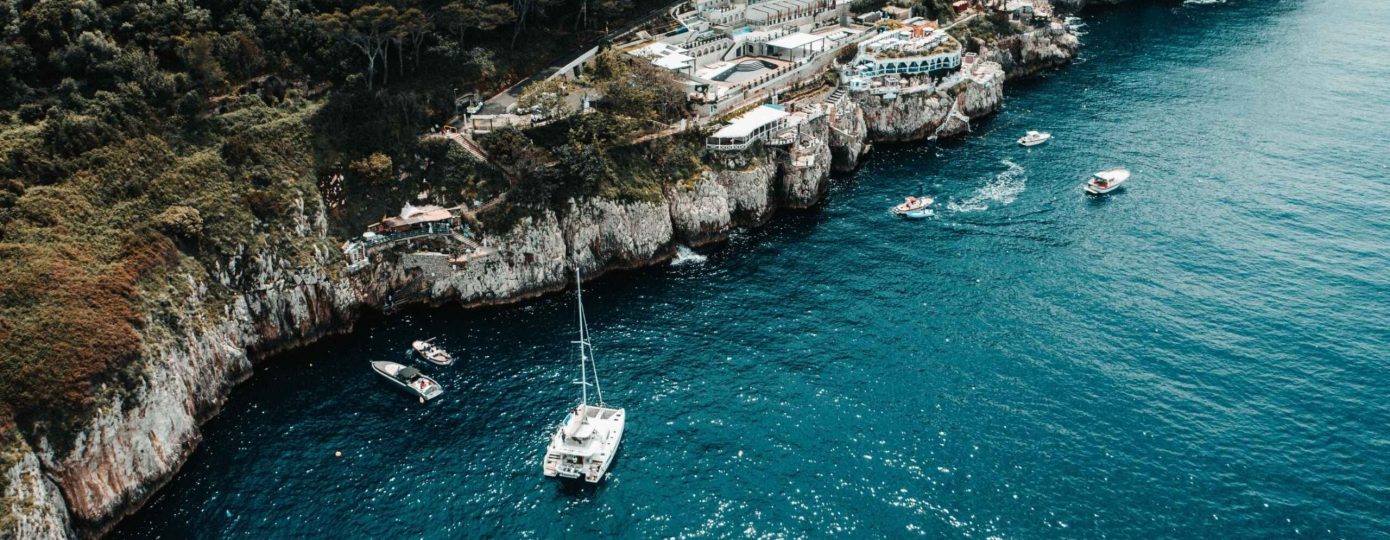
[586,426,623,483]
[543,407,625,483]
[544,440,622,483]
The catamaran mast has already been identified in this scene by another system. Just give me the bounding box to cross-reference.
[576,268,588,406]
[573,268,606,407]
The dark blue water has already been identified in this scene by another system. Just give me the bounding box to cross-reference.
[114,2,1390,538]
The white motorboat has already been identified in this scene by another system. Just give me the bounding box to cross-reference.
[371,361,443,401]
[902,208,934,220]
[1018,130,1052,147]
[891,196,933,215]
[542,269,625,484]
[1085,168,1131,195]
[412,338,454,366]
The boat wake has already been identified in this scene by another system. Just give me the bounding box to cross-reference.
[671,245,707,266]
[946,161,1026,213]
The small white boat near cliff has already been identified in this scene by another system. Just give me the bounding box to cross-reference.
[412,338,454,366]
[1085,168,1131,195]
[542,269,625,484]
[1018,130,1052,147]
[891,196,933,216]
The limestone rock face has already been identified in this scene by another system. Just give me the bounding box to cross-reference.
[422,212,570,305]
[668,175,733,246]
[30,270,355,539]
[856,61,1007,143]
[959,62,1007,119]
[563,198,675,273]
[858,88,953,143]
[983,25,1080,79]
[827,100,869,173]
[2,444,72,539]
[777,116,834,208]
[719,158,779,225]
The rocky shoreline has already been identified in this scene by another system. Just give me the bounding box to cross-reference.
[2,17,1084,540]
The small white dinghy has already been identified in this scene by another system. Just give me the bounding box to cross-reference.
[542,269,625,484]
[891,196,933,216]
[371,361,443,401]
[1085,168,1131,195]
[412,338,454,366]
[1018,130,1052,147]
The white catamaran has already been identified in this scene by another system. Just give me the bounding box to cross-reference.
[542,269,625,483]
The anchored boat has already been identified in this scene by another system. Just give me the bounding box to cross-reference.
[1018,130,1052,147]
[412,338,454,366]
[371,361,443,401]
[542,269,625,484]
[891,195,933,216]
[1085,168,1131,195]
[901,208,934,220]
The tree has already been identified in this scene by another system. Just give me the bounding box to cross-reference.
[436,0,515,43]
[177,34,227,90]
[399,8,430,72]
[463,47,498,81]
[516,78,571,121]
[349,152,394,184]
[18,0,107,60]
[590,51,685,124]
[316,5,399,88]
[590,0,632,30]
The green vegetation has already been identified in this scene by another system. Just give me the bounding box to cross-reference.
[950,14,1025,48]
[478,50,696,232]
[0,0,685,473]
[914,0,956,22]
[0,101,330,455]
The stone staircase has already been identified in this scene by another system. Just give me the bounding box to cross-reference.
[823,86,846,105]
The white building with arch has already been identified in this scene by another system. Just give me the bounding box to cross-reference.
[845,23,962,81]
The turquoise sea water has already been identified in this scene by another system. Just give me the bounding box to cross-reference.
[113,1,1390,538]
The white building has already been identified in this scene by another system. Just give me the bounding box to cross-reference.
[845,24,962,80]
[707,104,790,150]
[632,42,697,75]
[763,32,830,60]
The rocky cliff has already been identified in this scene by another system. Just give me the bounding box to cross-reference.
[827,99,870,173]
[855,61,1007,143]
[1,440,69,540]
[979,23,1081,79]
[777,115,834,208]
[670,156,779,246]
[1,11,1092,540]
[1,196,359,539]
[0,133,818,538]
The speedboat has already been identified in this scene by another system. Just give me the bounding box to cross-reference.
[542,269,625,483]
[371,361,443,401]
[1018,130,1052,147]
[1085,168,1131,195]
[902,208,934,220]
[412,338,454,366]
[891,196,933,216]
